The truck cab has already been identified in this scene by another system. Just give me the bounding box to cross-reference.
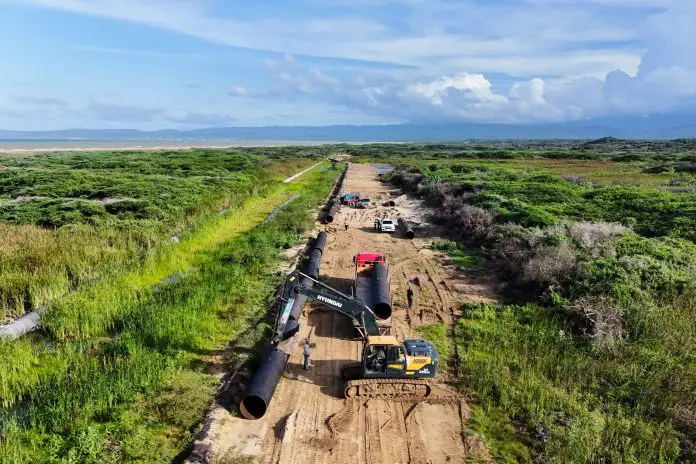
[341,193,360,206]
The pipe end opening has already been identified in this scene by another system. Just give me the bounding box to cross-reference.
[373,302,392,320]
[240,395,267,420]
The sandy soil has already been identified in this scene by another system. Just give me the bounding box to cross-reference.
[191,164,500,464]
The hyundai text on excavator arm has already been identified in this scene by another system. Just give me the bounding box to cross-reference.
[274,269,439,399]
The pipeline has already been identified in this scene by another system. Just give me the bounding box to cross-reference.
[0,310,43,341]
[325,199,339,224]
[398,217,415,239]
[369,262,392,320]
[337,165,349,198]
[240,233,327,419]
[263,193,300,224]
[239,348,289,420]
[313,231,327,254]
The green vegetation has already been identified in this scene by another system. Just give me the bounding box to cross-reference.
[416,322,452,363]
[0,148,339,463]
[0,148,323,322]
[431,241,483,268]
[366,141,696,463]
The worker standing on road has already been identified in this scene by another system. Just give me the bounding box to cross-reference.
[407,285,414,309]
[303,338,311,371]
[344,221,349,231]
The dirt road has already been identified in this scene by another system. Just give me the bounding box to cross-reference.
[200,164,499,464]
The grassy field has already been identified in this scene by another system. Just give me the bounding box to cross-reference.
[0,148,328,323]
[0,147,340,462]
[363,141,696,463]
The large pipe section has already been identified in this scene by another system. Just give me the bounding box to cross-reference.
[369,262,392,320]
[398,217,415,239]
[239,348,288,420]
[240,233,328,419]
[383,200,396,207]
[325,200,339,224]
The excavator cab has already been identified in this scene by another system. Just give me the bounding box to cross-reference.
[360,336,437,379]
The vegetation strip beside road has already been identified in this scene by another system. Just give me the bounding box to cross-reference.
[0,161,340,463]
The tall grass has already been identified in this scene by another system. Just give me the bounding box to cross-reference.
[0,163,339,463]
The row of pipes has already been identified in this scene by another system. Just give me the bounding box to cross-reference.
[324,166,348,224]
[239,232,327,420]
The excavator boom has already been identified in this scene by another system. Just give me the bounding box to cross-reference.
[273,270,379,344]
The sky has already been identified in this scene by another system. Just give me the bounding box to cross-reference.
[0,0,694,130]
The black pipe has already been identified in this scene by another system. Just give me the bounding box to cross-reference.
[337,168,348,197]
[241,233,328,420]
[312,232,327,255]
[369,262,392,319]
[306,249,322,279]
[240,348,288,420]
[325,200,339,223]
[398,217,415,239]
[383,200,396,207]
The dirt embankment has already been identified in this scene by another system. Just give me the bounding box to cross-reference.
[191,164,501,464]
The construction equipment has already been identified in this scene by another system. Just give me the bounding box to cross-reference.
[341,193,360,206]
[273,270,439,399]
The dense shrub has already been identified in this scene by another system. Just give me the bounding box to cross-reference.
[565,221,628,257]
[522,242,578,288]
[566,296,624,351]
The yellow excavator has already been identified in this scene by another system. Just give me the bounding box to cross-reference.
[273,269,439,399]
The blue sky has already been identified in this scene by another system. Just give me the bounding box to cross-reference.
[0,0,694,130]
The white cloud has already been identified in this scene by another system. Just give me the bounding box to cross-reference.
[405,73,505,106]
[310,68,340,86]
[18,0,649,78]
[9,0,696,126]
[229,85,248,96]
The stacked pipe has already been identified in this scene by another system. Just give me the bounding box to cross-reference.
[239,232,327,420]
[398,217,415,239]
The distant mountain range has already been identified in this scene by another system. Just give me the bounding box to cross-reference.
[2,115,696,141]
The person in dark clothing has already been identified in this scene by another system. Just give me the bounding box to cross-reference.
[303,338,311,371]
[407,285,414,309]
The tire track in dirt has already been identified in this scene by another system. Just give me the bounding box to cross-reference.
[208,164,499,463]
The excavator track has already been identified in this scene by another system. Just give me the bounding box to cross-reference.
[344,378,434,399]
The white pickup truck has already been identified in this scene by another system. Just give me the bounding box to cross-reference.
[374,218,396,233]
